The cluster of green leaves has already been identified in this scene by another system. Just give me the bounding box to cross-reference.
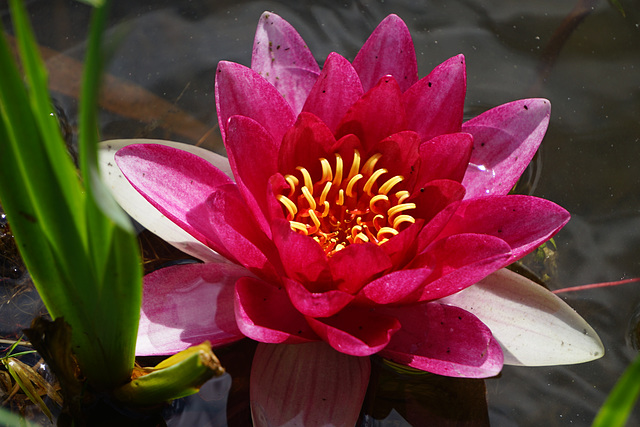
[592,353,640,426]
[0,0,140,389]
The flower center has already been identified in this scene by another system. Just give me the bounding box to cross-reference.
[276,150,416,256]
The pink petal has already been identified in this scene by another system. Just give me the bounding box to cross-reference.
[328,243,393,294]
[251,342,370,427]
[225,115,278,235]
[306,307,401,356]
[277,112,337,176]
[440,268,604,366]
[462,99,550,199]
[194,184,279,279]
[251,12,320,115]
[436,195,570,260]
[271,219,331,292]
[235,276,319,344]
[352,14,418,93]
[100,139,229,263]
[136,262,247,355]
[358,268,432,305]
[215,61,295,144]
[403,55,467,141]
[379,302,503,378]
[376,130,422,182]
[302,52,364,133]
[411,233,513,301]
[115,144,233,249]
[409,179,466,222]
[284,278,354,318]
[336,76,408,154]
[414,133,473,187]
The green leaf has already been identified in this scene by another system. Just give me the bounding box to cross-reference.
[592,354,640,427]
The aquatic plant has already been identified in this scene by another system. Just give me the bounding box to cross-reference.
[100,12,604,425]
[0,0,222,418]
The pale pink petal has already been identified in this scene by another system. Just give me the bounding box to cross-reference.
[412,233,513,301]
[352,14,418,93]
[358,268,432,305]
[115,143,233,249]
[99,139,230,263]
[436,195,570,260]
[251,12,320,115]
[235,276,319,344]
[336,76,407,154]
[136,262,247,355]
[225,115,278,235]
[306,307,401,356]
[251,342,370,427]
[215,61,295,143]
[440,268,604,365]
[379,302,504,378]
[462,99,550,199]
[284,278,354,318]
[403,55,466,141]
[302,52,364,133]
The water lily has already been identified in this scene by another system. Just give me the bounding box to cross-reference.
[100,12,603,426]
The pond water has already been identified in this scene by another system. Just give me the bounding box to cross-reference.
[2,0,640,425]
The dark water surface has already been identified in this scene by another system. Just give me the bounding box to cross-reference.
[2,0,640,425]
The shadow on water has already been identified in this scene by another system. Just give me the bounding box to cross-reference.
[1,0,640,425]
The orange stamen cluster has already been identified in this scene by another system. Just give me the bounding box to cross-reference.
[276,150,416,256]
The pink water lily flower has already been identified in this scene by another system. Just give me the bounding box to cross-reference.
[100,12,603,426]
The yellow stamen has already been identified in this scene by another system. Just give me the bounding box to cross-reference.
[346,150,361,181]
[395,190,410,204]
[363,168,387,196]
[361,153,382,176]
[276,195,298,218]
[285,174,299,196]
[388,203,417,219]
[346,174,363,198]
[296,166,313,195]
[370,194,389,214]
[377,227,399,240]
[393,214,416,229]
[319,181,332,205]
[379,176,404,195]
[301,186,317,210]
[319,158,333,183]
[333,154,343,186]
[290,221,308,235]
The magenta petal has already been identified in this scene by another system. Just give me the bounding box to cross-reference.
[278,112,337,176]
[251,12,320,115]
[251,342,370,427]
[225,115,278,235]
[409,179,465,223]
[412,233,513,301]
[186,184,278,279]
[272,219,331,291]
[336,76,408,154]
[376,131,421,181]
[215,61,295,144]
[352,14,418,93]
[359,268,432,305]
[284,278,354,318]
[379,302,504,378]
[462,98,550,198]
[404,55,466,141]
[136,262,247,355]
[235,276,319,344]
[328,243,393,294]
[437,195,570,260]
[303,52,364,133]
[415,133,473,186]
[306,307,401,356]
[115,144,233,247]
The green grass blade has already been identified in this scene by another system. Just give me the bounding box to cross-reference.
[74,0,142,387]
[592,354,640,427]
